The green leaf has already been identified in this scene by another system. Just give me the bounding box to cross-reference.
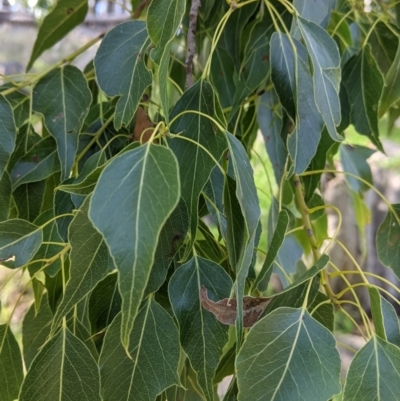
[211,46,236,109]
[169,255,232,401]
[236,308,341,401]
[32,65,92,180]
[309,292,334,331]
[342,45,384,151]
[369,287,400,346]
[89,144,180,349]
[22,294,53,369]
[270,32,296,120]
[292,0,333,31]
[52,196,113,331]
[168,80,227,243]
[19,328,101,401]
[145,198,188,294]
[257,88,287,184]
[0,219,43,268]
[31,209,63,276]
[380,41,400,116]
[14,180,46,222]
[226,133,260,344]
[270,33,324,174]
[27,0,88,71]
[340,144,375,193]
[297,17,342,141]
[0,94,16,180]
[256,210,290,291]
[229,14,273,119]
[10,136,60,189]
[99,298,180,400]
[376,204,400,279]
[57,151,107,196]
[343,336,400,401]
[368,21,398,76]
[94,21,152,129]
[147,0,185,122]
[0,325,24,401]
[0,171,11,222]
[88,273,121,348]
[147,0,185,64]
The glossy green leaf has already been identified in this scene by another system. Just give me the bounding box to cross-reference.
[27,0,88,71]
[99,298,180,401]
[257,88,287,184]
[380,41,400,116]
[19,328,101,401]
[57,151,107,196]
[94,21,152,129]
[169,255,232,401]
[376,204,400,279]
[270,32,296,120]
[0,219,42,268]
[147,0,185,122]
[168,80,227,243]
[147,0,185,64]
[22,294,53,369]
[32,65,92,180]
[0,325,23,401]
[0,94,16,180]
[0,171,11,222]
[88,273,121,348]
[298,17,342,141]
[89,144,180,349]
[270,33,324,174]
[256,210,289,291]
[342,45,384,151]
[145,198,188,294]
[203,166,227,237]
[292,0,333,31]
[367,21,398,76]
[309,292,334,331]
[14,180,46,222]
[52,196,113,331]
[54,189,74,242]
[31,209,63,276]
[343,336,400,401]
[226,133,260,343]
[229,14,272,119]
[369,287,400,346]
[340,144,375,193]
[10,136,60,188]
[237,308,341,401]
[211,46,235,109]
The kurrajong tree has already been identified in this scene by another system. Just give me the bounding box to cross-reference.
[0,0,400,400]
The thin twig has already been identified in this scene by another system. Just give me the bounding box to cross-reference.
[133,0,150,19]
[185,0,201,89]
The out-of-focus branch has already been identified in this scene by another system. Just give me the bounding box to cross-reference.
[185,0,201,89]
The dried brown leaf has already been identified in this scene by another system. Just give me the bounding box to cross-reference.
[199,286,271,328]
[132,106,154,143]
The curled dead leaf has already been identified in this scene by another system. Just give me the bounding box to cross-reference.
[199,285,271,328]
[132,106,154,143]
